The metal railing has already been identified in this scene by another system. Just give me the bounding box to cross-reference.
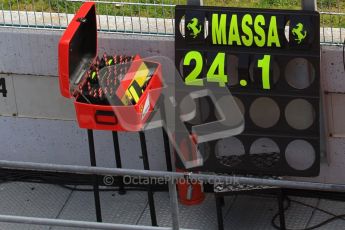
[0,0,344,44]
[318,0,345,44]
[0,0,178,35]
[0,215,192,230]
[1,160,345,229]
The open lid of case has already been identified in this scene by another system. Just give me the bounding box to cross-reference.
[58,2,97,98]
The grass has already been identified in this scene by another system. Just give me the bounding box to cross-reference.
[1,0,344,27]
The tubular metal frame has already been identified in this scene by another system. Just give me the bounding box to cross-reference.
[86,128,159,226]
[0,214,193,230]
[1,160,345,228]
[1,160,345,194]
[0,0,343,45]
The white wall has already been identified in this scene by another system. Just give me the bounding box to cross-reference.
[0,27,345,184]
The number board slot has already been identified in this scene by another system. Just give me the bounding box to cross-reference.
[175,5,320,176]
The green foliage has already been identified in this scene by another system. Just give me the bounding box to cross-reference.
[318,0,337,7]
[1,0,344,27]
[259,0,300,9]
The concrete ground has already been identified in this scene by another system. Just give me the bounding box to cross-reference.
[0,182,344,229]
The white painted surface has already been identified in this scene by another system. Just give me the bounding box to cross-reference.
[0,74,17,116]
[12,75,75,120]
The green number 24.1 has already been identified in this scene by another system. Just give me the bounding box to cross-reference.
[184,51,227,87]
[183,50,271,89]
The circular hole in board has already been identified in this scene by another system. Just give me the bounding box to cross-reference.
[285,99,316,130]
[233,96,245,116]
[179,52,205,82]
[179,16,186,38]
[177,134,203,166]
[204,18,209,39]
[179,93,197,124]
[285,58,315,89]
[179,58,184,79]
[249,59,280,86]
[285,20,290,42]
[250,138,281,168]
[180,16,209,39]
[285,140,315,171]
[249,97,280,128]
[198,142,212,163]
[179,54,203,80]
[216,137,245,167]
[227,55,239,86]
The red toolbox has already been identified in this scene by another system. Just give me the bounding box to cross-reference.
[58,2,163,131]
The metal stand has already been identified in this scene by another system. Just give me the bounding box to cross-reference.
[139,131,158,226]
[87,129,102,222]
[86,128,163,226]
[215,195,224,230]
[157,94,173,173]
[160,99,172,172]
[85,99,174,226]
[88,129,155,223]
[162,129,172,172]
[112,131,126,195]
[277,189,286,230]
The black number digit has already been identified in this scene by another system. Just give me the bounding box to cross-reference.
[0,78,7,97]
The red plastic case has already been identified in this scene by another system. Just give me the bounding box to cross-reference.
[58,2,162,131]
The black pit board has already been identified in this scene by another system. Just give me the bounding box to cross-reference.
[175,5,320,176]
